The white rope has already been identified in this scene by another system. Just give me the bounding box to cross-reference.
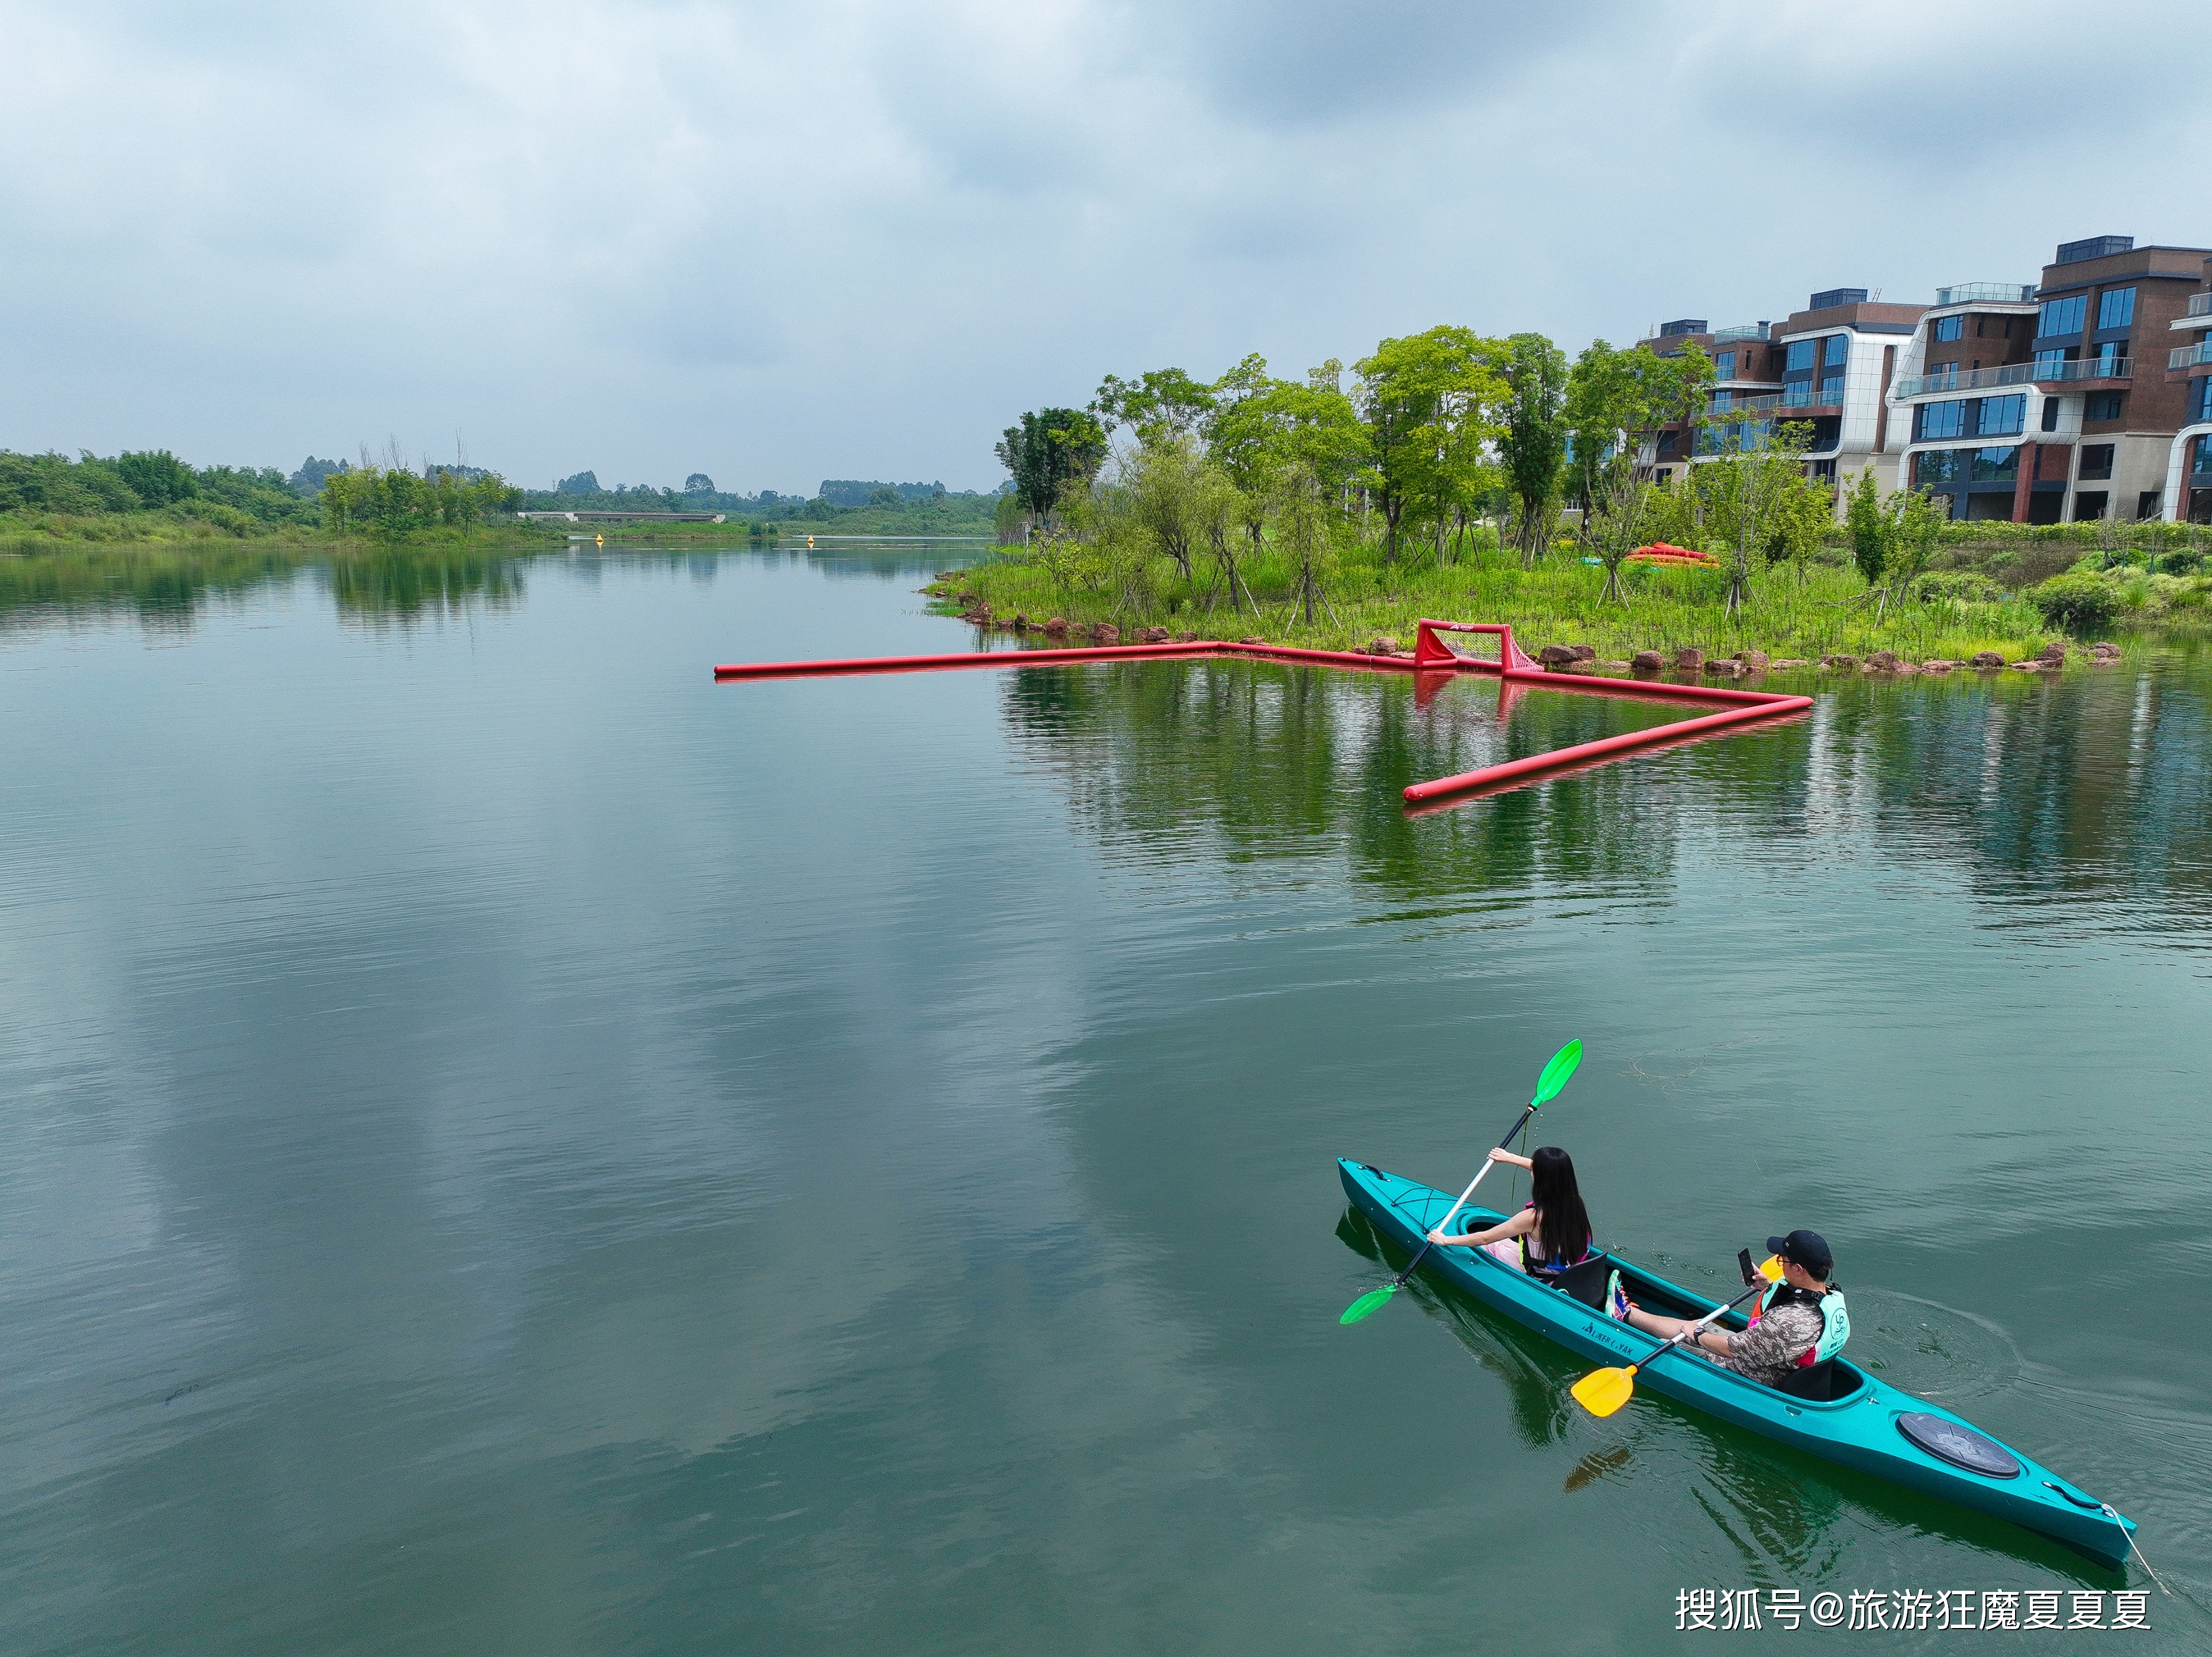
[2104,1506,2174,1597]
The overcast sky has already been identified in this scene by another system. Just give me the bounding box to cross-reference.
[4,1,2207,494]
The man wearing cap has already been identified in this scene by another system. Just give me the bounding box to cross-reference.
[1621,1230,1848,1388]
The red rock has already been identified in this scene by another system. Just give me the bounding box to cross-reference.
[1673,647,1705,670]
[1968,650,2004,669]
[1631,650,1666,671]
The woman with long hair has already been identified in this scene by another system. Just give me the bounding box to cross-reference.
[1425,1145,1594,1279]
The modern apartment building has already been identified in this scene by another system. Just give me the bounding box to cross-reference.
[2161,259,2212,523]
[1640,290,1923,504]
[1882,236,2212,522]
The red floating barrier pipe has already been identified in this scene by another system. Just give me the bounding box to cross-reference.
[709,620,1819,809]
[1402,693,1814,804]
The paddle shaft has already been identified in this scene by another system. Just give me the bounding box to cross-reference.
[1628,1280,1769,1374]
[1390,1105,1536,1289]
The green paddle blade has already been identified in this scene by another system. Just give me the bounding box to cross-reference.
[1531,1038,1583,1106]
[1339,1284,1400,1324]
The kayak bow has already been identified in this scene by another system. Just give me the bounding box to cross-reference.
[1338,1158,2136,1568]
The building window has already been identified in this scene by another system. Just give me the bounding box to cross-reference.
[2194,378,2212,423]
[2193,435,2212,477]
[2034,348,2076,376]
[1971,447,2018,482]
[2040,397,2061,432]
[1786,339,1815,371]
[1978,394,2025,436]
[2085,391,2125,421]
[2097,287,2136,330]
[1711,390,1733,412]
[1812,458,1838,482]
[2074,491,2108,521]
[1823,335,1848,367]
[1655,467,1673,484]
[2037,294,2087,338]
[2078,444,2115,480]
[1819,375,1844,403]
[1933,316,1964,342]
[2095,341,2122,373]
[1915,400,1968,441]
[1715,351,1735,381]
[1916,449,1962,484]
[2137,490,2162,520]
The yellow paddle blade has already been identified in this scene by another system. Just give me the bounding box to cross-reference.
[1570,1363,1639,1418]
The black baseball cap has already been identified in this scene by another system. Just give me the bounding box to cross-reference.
[1767,1230,1833,1275]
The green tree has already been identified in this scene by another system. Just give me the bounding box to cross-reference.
[1563,339,1714,507]
[1845,466,1888,591]
[1584,458,1653,604]
[1698,420,1820,617]
[1124,438,1204,584]
[1498,332,1569,566]
[1091,368,1215,449]
[1353,325,1506,569]
[113,450,200,507]
[994,409,1107,527]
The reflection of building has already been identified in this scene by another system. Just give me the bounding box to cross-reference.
[2161,259,2212,523]
[1884,236,2212,523]
[1641,292,1923,509]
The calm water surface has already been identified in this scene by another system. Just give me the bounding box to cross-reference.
[2,545,2208,1654]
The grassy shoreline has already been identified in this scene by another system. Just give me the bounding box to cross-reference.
[924,548,2072,666]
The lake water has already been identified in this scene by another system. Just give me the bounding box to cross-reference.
[2,543,2207,1653]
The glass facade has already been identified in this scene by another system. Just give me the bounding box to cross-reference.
[1694,419,1774,456]
[1823,335,1848,367]
[2037,294,2087,338]
[2086,391,2125,420]
[1819,375,1844,403]
[2194,377,2212,423]
[1978,395,2025,436]
[1933,316,1964,342]
[2097,287,2136,330]
[2195,435,2212,477]
[1786,339,1815,371]
[1917,450,1962,483]
[2035,348,2073,375]
[1915,400,1968,441]
[1971,447,2018,482]
[1715,351,1735,380]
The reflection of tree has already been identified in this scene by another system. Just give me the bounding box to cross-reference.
[999,655,2212,917]
[998,659,1694,908]
[0,543,306,635]
[319,546,526,627]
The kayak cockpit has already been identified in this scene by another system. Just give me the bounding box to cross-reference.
[1531,1250,1871,1407]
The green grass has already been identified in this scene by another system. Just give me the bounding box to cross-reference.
[936,542,2069,665]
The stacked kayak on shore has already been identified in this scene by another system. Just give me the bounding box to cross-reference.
[1338,1158,2136,1569]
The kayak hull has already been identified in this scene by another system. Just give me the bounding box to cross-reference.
[1339,1158,2136,1569]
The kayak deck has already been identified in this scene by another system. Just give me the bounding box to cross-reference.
[1338,1158,2137,1570]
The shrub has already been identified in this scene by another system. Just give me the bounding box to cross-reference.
[2027,571,2122,633]
[1913,570,2001,603]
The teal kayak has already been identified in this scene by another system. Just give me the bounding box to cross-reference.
[1339,1158,2137,1568]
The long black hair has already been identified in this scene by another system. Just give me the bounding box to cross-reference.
[1528,1146,1592,1266]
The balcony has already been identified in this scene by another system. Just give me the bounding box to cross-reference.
[1933,282,2036,307]
[2033,356,2130,384]
[2172,342,2212,371]
[1727,389,1838,415]
[1891,362,2036,399]
[2191,293,2212,318]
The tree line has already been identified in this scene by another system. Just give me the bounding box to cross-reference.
[992,328,1945,623]
[0,449,319,529]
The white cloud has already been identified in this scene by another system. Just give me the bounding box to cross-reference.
[1,0,2205,491]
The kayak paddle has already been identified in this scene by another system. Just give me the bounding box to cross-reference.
[1339,1039,1583,1325]
[1569,1274,1771,1418]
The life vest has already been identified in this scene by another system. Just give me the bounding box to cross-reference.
[1519,1202,1593,1276]
[1760,1283,1849,1366]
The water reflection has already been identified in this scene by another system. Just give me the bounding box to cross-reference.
[995,650,2212,926]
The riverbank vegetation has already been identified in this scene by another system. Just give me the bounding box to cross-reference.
[953,334,2211,665]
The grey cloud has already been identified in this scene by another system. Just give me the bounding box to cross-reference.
[1,0,2207,491]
